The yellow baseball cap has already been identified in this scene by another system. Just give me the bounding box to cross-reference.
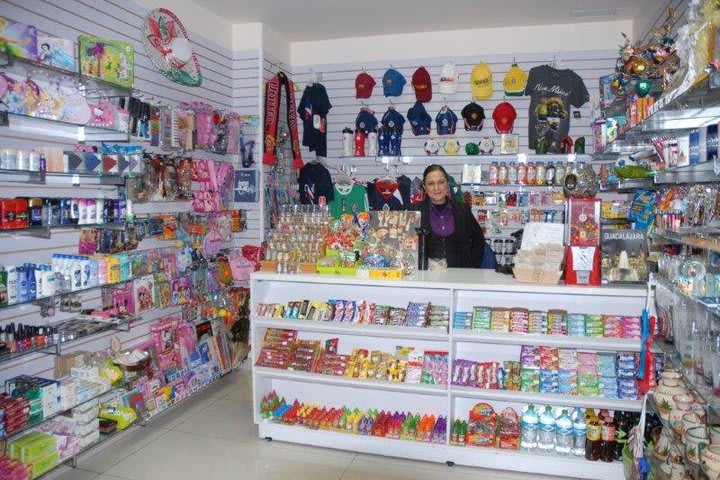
[471,62,493,100]
[504,63,528,96]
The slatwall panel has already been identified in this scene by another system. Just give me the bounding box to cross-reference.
[0,0,236,383]
[291,50,616,186]
[232,49,263,244]
[639,0,690,45]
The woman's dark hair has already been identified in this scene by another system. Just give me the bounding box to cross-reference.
[422,164,449,183]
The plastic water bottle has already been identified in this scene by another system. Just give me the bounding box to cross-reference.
[555,409,574,455]
[538,405,556,452]
[572,408,587,457]
[520,404,539,451]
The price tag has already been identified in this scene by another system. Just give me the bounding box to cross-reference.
[72,174,80,186]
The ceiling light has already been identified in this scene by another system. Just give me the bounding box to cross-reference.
[571,8,620,17]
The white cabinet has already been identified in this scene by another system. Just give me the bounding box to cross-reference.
[250,270,646,479]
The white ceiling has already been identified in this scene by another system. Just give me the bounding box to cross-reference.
[201,0,660,42]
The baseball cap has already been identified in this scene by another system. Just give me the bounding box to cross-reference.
[381,107,405,132]
[355,108,378,135]
[382,68,406,97]
[435,106,458,135]
[355,71,375,99]
[471,62,493,100]
[492,102,517,134]
[438,62,458,94]
[504,63,528,96]
[407,101,432,136]
[412,67,432,102]
[461,102,485,131]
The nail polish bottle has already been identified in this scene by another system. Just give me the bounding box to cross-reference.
[15,323,24,352]
[5,324,15,354]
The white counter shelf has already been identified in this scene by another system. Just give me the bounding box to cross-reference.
[450,385,642,412]
[250,270,644,479]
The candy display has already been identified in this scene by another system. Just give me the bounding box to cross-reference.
[256,299,449,329]
[260,391,446,443]
[456,306,641,339]
[263,204,331,273]
[255,329,448,385]
[453,347,639,400]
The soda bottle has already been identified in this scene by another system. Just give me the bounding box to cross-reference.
[538,405,556,452]
[614,411,628,461]
[601,414,617,462]
[520,404,539,450]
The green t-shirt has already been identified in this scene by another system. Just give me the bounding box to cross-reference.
[329,183,369,219]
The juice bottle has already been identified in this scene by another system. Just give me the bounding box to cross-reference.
[517,163,528,185]
[508,161,518,184]
[489,162,499,185]
[536,162,547,186]
[499,162,508,185]
[585,412,602,461]
[527,162,537,185]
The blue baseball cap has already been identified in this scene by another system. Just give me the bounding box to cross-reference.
[407,101,431,136]
[436,107,458,135]
[381,107,405,132]
[382,68,406,97]
[355,109,378,135]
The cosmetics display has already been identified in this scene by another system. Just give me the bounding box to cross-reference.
[260,391,445,443]
[0,196,131,230]
[256,300,450,330]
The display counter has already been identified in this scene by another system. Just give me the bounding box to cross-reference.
[250,270,646,479]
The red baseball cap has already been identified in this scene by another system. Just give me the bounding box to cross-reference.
[492,101,517,134]
[355,72,376,99]
[412,66,432,103]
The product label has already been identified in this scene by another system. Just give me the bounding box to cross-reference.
[586,424,602,441]
[601,424,616,441]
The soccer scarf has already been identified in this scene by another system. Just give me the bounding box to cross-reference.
[263,72,303,168]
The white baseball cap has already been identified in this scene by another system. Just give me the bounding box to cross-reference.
[438,62,459,95]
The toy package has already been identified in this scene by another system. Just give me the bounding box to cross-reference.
[38,36,75,71]
[78,35,134,88]
[467,402,497,447]
[171,277,192,305]
[154,280,171,309]
[0,17,38,61]
[133,275,155,313]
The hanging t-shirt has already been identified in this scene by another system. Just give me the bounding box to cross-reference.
[396,175,412,206]
[524,65,589,151]
[297,83,332,157]
[298,162,334,204]
[368,179,405,210]
[329,183,369,219]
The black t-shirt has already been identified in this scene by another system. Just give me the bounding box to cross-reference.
[297,83,332,157]
[298,162,334,204]
[524,65,589,151]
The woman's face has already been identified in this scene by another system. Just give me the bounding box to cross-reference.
[424,170,449,205]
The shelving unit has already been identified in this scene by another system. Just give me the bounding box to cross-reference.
[0,51,131,143]
[0,168,132,186]
[250,271,645,479]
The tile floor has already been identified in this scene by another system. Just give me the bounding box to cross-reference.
[45,368,578,480]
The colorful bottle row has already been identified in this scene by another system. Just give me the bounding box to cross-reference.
[0,197,132,230]
[488,160,568,186]
[0,252,137,306]
[260,391,446,443]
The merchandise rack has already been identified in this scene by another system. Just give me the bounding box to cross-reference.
[250,270,646,479]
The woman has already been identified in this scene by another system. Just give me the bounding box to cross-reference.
[416,164,486,268]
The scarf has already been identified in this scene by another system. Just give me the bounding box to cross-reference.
[263,72,303,168]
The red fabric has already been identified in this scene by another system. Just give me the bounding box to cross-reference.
[375,179,399,201]
[263,73,304,168]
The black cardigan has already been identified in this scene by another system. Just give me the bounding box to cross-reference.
[415,199,485,268]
